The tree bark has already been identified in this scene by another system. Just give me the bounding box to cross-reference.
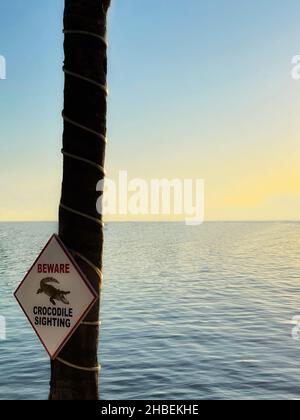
[49,0,111,400]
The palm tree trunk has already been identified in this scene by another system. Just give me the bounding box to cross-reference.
[49,0,111,400]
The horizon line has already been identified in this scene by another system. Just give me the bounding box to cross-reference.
[0,220,299,224]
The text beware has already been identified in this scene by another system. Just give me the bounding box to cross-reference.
[37,264,70,274]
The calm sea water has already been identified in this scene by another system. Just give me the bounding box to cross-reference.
[0,222,300,400]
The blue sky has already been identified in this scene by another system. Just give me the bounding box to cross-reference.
[1,0,300,220]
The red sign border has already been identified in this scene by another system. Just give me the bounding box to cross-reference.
[14,234,99,360]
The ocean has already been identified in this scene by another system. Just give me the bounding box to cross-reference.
[0,222,300,400]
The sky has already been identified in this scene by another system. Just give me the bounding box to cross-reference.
[0,0,300,221]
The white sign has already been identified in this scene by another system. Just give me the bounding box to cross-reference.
[14,234,98,359]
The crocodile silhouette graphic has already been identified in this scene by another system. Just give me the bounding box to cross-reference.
[37,278,70,306]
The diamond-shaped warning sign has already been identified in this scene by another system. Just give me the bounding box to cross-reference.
[14,234,98,359]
